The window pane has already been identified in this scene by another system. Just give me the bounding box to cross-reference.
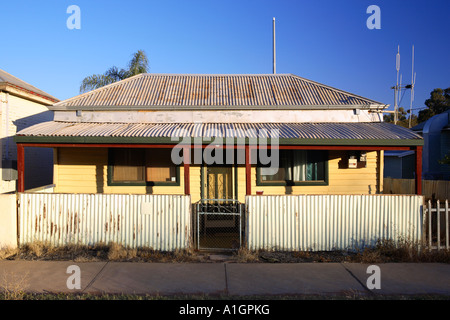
[290,150,307,181]
[260,150,291,182]
[306,151,326,181]
[112,149,145,182]
[146,149,177,182]
[260,150,327,183]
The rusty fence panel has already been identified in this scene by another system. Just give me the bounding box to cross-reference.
[246,195,424,251]
[18,193,192,250]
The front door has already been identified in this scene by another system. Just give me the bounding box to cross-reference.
[197,165,241,250]
[204,166,233,200]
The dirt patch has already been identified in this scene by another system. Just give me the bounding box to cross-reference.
[258,251,359,263]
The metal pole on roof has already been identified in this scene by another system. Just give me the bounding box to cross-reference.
[394,45,400,124]
[409,45,416,128]
[273,17,276,74]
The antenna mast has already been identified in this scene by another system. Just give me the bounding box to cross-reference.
[273,17,276,74]
[408,45,416,128]
[391,45,416,126]
[394,46,400,124]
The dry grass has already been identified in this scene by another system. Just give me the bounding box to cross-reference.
[0,241,204,263]
[234,247,260,262]
[0,246,19,260]
[353,239,450,263]
[1,239,449,264]
[106,243,201,262]
[232,239,450,264]
[107,242,136,261]
[14,241,110,261]
[0,270,30,300]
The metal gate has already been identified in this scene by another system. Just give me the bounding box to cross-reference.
[196,199,244,251]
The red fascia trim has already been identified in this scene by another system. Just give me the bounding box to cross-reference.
[19,143,414,151]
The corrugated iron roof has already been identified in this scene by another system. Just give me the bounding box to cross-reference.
[52,74,385,110]
[16,121,423,145]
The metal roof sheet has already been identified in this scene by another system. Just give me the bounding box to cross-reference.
[52,74,385,109]
[16,121,423,145]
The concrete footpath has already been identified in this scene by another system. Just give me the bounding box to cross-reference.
[1,260,449,297]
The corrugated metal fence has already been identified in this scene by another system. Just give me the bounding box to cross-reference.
[246,195,424,251]
[17,193,425,252]
[18,193,192,250]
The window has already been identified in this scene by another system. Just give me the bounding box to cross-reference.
[145,149,177,183]
[108,148,179,186]
[111,149,145,183]
[257,150,328,186]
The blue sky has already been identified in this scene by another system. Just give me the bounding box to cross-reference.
[1,0,449,116]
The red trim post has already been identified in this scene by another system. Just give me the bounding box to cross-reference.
[415,146,423,195]
[17,144,25,192]
[183,146,190,195]
[245,145,251,195]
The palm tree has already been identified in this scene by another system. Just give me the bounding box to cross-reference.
[79,50,149,93]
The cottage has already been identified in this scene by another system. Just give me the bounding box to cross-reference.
[14,73,424,250]
[15,73,423,197]
[0,69,58,192]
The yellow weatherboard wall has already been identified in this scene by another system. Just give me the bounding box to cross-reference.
[251,150,380,195]
[54,148,186,195]
[54,148,381,201]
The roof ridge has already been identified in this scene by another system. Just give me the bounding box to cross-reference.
[53,73,145,107]
[138,73,293,76]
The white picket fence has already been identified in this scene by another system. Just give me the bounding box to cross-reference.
[425,200,450,250]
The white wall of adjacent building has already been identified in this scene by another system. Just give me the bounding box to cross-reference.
[0,91,54,193]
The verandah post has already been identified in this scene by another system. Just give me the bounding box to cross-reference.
[17,144,25,193]
[183,146,190,195]
[246,144,251,195]
[415,145,423,195]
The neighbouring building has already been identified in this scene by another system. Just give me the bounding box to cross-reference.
[411,110,450,180]
[0,69,58,192]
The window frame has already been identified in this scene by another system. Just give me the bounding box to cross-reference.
[107,148,180,187]
[256,149,329,187]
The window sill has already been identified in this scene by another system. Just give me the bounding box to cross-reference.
[108,181,180,187]
[256,181,328,187]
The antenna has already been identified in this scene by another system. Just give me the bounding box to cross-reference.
[394,45,400,124]
[273,17,276,74]
[390,45,416,126]
[408,45,416,128]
